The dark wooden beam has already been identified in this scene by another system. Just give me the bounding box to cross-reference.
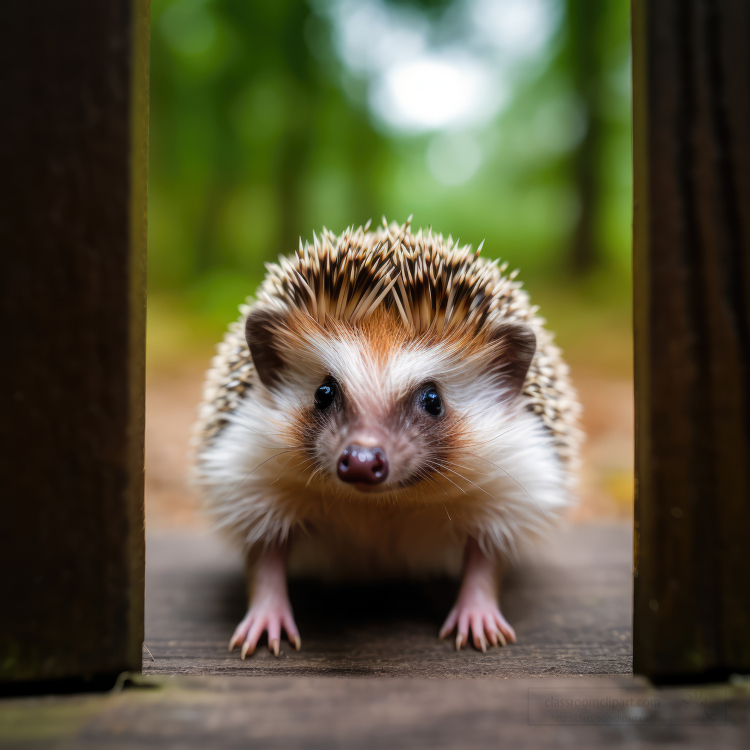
[633,0,750,682]
[0,0,149,690]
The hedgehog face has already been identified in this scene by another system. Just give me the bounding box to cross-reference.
[304,371,456,494]
[246,308,535,497]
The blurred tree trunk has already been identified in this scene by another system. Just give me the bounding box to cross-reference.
[566,0,607,275]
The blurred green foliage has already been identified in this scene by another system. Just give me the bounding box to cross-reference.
[149,0,632,344]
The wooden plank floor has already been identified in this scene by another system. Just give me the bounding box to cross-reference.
[143,524,633,677]
[3,675,748,749]
[4,523,750,748]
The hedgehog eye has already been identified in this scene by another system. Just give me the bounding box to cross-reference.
[315,380,337,410]
[421,387,444,417]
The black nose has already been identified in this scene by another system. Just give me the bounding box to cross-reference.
[337,445,389,484]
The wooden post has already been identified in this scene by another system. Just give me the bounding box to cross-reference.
[0,1,149,690]
[633,0,750,682]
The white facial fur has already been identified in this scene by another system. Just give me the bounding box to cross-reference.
[197,317,572,564]
[273,324,522,492]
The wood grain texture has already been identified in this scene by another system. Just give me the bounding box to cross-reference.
[633,0,750,680]
[142,526,632,678]
[2,675,748,749]
[0,0,149,685]
[6,527,748,748]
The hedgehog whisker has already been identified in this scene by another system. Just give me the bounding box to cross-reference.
[234,439,290,452]
[460,420,526,450]
[231,421,283,440]
[423,473,460,517]
[229,419,307,449]
[218,450,296,505]
[438,465,500,503]
[472,457,543,514]
[431,468,469,497]
[415,469,450,500]
[294,458,320,484]
[270,454,313,485]
[438,458,492,478]
[305,467,322,488]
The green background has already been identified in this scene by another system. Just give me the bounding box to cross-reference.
[147,0,632,375]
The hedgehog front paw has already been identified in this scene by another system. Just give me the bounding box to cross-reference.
[228,594,301,659]
[439,594,516,652]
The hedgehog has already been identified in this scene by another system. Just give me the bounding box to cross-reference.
[194,217,582,658]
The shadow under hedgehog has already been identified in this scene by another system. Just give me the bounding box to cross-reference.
[194,218,582,658]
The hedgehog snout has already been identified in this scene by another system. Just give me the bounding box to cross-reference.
[337,444,389,485]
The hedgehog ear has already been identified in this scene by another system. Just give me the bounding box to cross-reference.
[487,322,536,399]
[245,309,285,389]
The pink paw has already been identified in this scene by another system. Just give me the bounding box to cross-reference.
[228,594,301,659]
[439,594,516,652]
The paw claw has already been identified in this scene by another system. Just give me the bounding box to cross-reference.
[441,597,514,653]
[232,599,300,661]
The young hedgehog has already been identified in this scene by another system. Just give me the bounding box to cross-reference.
[195,218,581,658]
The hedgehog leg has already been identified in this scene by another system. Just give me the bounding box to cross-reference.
[229,541,301,658]
[439,536,516,651]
